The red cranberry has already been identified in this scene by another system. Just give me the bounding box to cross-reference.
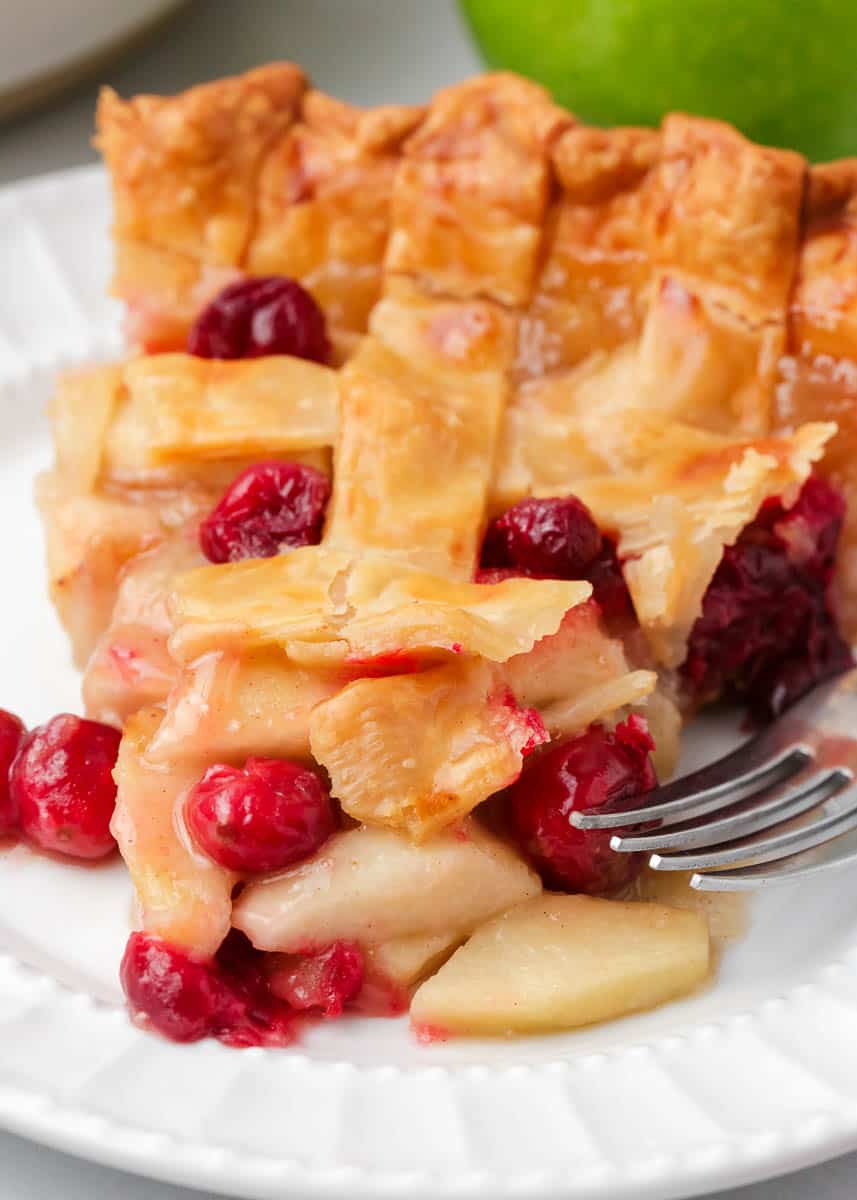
[682,476,853,720]
[480,497,634,622]
[482,496,602,577]
[121,930,295,1047]
[10,715,120,859]
[187,276,330,363]
[121,932,228,1043]
[585,537,635,624]
[508,716,657,894]
[0,709,26,833]
[199,460,331,563]
[473,566,522,585]
[185,757,336,873]
[272,942,364,1018]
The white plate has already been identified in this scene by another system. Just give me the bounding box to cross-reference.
[3,164,857,1200]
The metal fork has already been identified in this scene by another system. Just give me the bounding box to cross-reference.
[571,668,857,892]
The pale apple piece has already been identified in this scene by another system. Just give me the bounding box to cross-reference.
[636,688,683,780]
[83,524,205,725]
[541,671,657,741]
[410,894,710,1036]
[505,602,643,711]
[634,869,749,940]
[503,602,657,742]
[36,474,165,666]
[366,931,465,989]
[112,709,236,956]
[311,659,545,840]
[146,648,341,766]
[169,547,589,665]
[232,821,541,953]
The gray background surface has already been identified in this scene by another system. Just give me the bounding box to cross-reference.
[0,1,853,1196]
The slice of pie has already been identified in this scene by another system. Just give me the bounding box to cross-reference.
[31,64,857,1043]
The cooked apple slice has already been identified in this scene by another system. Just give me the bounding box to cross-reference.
[112,709,236,957]
[310,659,545,840]
[83,524,205,724]
[504,603,656,740]
[636,688,682,780]
[36,476,166,666]
[635,868,749,940]
[232,820,541,952]
[410,894,710,1036]
[146,647,340,765]
[366,932,464,989]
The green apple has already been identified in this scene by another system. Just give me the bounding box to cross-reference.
[459,0,857,161]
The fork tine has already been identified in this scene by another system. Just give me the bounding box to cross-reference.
[571,742,811,831]
[610,765,845,854]
[648,770,857,872]
[691,825,857,890]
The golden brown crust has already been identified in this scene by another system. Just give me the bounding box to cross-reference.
[552,124,661,204]
[50,354,337,491]
[790,159,857,359]
[520,126,661,378]
[326,283,516,578]
[633,115,807,435]
[773,161,857,634]
[247,90,424,336]
[650,115,805,325]
[97,63,306,351]
[96,64,305,264]
[385,73,572,305]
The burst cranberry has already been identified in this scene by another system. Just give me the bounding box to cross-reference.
[0,709,26,833]
[682,476,853,720]
[509,716,657,894]
[480,496,634,621]
[187,276,330,362]
[185,757,336,873]
[213,930,296,1047]
[272,943,364,1018]
[120,931,295,1047]
[199,460,331,563]
[482,496,602,576]
[10,715,120,859]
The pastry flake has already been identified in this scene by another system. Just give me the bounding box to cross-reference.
[310,659,546,840]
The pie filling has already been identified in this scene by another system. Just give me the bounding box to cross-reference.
[21,64,857,1043]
